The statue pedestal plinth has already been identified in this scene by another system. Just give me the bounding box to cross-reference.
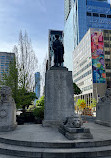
[0,86,17,132]
[42,66,74,127]
[96,88,111,127]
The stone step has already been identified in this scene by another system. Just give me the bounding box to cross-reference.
[0,142,111,157]
[0,155,111,158]
[0,154,22,158]
[0,137,111,149]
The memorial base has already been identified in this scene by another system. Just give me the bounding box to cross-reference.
[43,66,74,127]
[0,123,17,132]
[95,120,111,127]
[42,120,62,127]
[59,125,93,140]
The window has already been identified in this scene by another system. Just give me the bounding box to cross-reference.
[87,12,91,16]
[105,59,110,62]
[100,14,106,18]
[93,13,99,17]
[105,51,110,55]
[104,37,109,40]
[106,69,111,73]
[104,43,109,47]
[104,30,109,33]
[106,73,111,77]
[105,55,110,59]
[107,15,111,18]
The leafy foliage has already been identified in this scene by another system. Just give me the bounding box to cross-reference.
[91,98,97,108]
[16,87,37,110]
[33,96,44,119]
[36,96,44,107]
[33,106,44,119]
[76,99,86,110]
[0,58,18,103]
[73,83,82,95]
[0,57,37,110]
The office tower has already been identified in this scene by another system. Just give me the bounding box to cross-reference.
[48,30,63,69]
[35,72,40,99]
[64,0,111,71]
[73,28,111,105]
[0,52,15,80]
[64,0,72,23]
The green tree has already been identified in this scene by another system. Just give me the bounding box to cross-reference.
[91,98,97,108]
[36,96,44,107]
[0,57,37,110]
[16,87,37,111]
[33,96,44,119]
[76,99,86,110]
[0,58,18,103]
[73,83,82,95]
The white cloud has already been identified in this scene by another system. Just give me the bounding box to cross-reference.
[32,40,48,66]
[0,41,16,53]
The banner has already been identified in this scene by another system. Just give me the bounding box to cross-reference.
[91,30,106,83]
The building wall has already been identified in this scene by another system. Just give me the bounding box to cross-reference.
[64,8,74,70]
[103,29,111,87]
[73,28,108,104]
[0,52,15,80]
[64,0,72,23]
[64,0,111,71]
[73,29,93,99]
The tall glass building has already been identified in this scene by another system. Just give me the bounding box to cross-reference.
[35,72,40,99]
[64,0,111,71]
[0,52,15,80]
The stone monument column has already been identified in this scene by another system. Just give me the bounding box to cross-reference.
[43,66,74,126]
[0,86,17,131]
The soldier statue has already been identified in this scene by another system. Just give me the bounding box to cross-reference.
[52,35,64,66]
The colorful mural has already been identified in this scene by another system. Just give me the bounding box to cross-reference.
[91,30,106,83]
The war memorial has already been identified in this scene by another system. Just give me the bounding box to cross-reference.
[0,36,111,157]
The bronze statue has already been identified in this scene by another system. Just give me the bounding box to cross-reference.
[52,35,64,66]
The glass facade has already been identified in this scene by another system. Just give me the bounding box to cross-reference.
[64,0,111,71]
[0,52,15,80]
[35,72,40,99]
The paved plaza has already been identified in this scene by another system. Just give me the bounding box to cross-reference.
[0,122,110,143]
[0,122,111,157]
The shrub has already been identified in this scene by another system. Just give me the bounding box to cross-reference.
[33,106,44,119]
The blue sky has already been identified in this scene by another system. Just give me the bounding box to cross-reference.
[0,0,64,65]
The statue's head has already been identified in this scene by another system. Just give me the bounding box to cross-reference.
[55,35,59,40]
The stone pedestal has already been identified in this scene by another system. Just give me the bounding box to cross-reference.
[59,125,93,140]
[96,88,111,127]
[58,115,93,140]
[0,86,17,131]
[43,66,74,127]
